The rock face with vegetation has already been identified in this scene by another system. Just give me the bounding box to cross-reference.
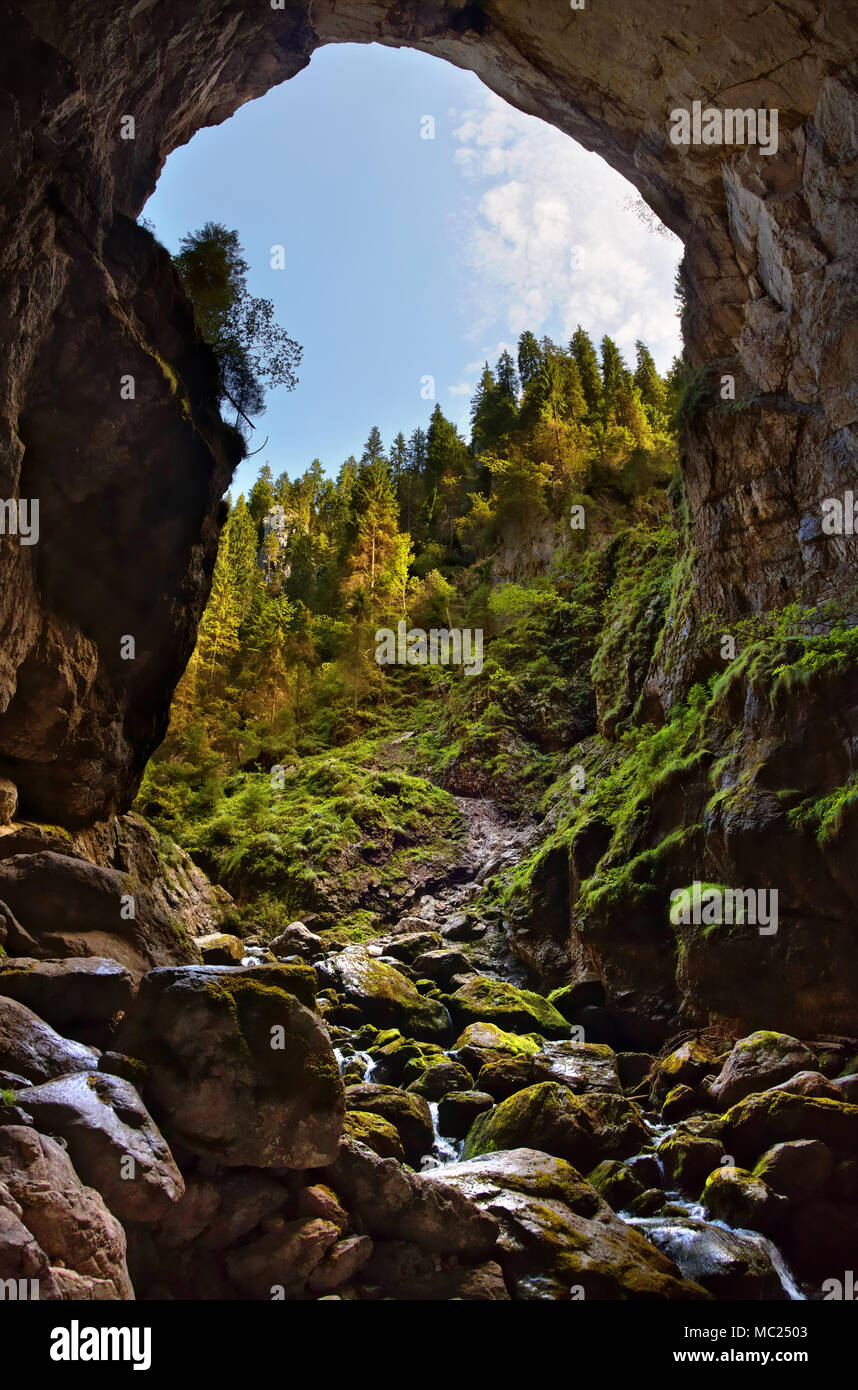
[1,0,858,1305]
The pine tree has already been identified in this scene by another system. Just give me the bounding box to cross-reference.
[517,331,542,389]
[600,335,629,420]
[496,349,520,403]
[570,326,602,415]
[633,341,667,415]
[248,464,275,527]
[362,426,386,465]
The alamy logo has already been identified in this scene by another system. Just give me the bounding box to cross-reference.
[820,490,858,534]
[822,1271,857,1300]
[669,101,778,155]
[669,881,778,935]
[0,497,39,545]
[0,1277,39,1299]
[50,1321,152,1371]
[375,621,483,676]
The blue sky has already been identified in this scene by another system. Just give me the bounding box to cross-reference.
[144,43,682,499]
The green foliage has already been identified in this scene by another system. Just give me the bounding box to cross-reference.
[138,323,680,930]
[174,221,302,431]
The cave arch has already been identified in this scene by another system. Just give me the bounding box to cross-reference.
[1,0,857,822]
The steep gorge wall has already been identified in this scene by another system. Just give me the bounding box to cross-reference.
[1,0,857,830]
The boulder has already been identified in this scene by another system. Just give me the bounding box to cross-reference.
[752,1139,834,1204]
[308,1234,373,1293]
[345,1083,434,1164]
[269,923,324,961]
[381,931,443,962]
[586,1159,644,1211]
[406,1059,473,1101]
[195,932,245,965]
[320,947,451,1041]
[437,1090,494,1140]
[447,976,569,1039]
[0,851,199,977]
[476,1056,536,1100]
[425,1148,709,1300]
[0,1184,62,1299]
[15,1070,184,1223]
[0,1124,133,1298]
[657,1131,726,1196]
[547,977,605,1020]
[720,1091,858,1165]
[0,995,99,1083]
[451,1022,542,1074]
[701,1166,788,1234]
[462,1081,648,1169]
[532,1040,621,1094]
[709,1032,816,1110]
[411,949,472,986]
[635,1216,792,1299]
[651,1038,724,1104]
[783,1198,858,1281]
[296,1184,349,1234]
[0,957,135,1026]
[116,964,344,1168]
[224,1217,340,1298]
[343,1111,405,1162]
[324,1137,498,1259]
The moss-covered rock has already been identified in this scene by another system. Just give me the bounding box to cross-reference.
[451,1022,543,1074]
[586,1159,644,1211]
[709,1031,815,1110]
[322,946,451,1041]
[651,1038,723,1104]
[345,1082,434,1164]
[425,1148,709,1300]
[406,1059,474,1101]
[437,1089,495,1140]
[720,1089,858,1164]
[701,1166,788,1233]
[657,1131,726,1196]
[447,976,570,1039]
[751,1139,834,1204]
[462,1081,647,1169]
[115,963,344,1168]
[343,1110,405,1162]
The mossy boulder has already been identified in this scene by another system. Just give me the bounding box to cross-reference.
[196,932,245,965]
[406,1059,473,1101]
[345,1083,434,1164]
[476,1056,535,1100]
[701,1166,788,1233]
[447,976,570,1039]
[532,1040,621,1094]
[115,964,344,1168]
[462,1081,647,1169]
[720,1090,858,1164]
[752,1139,834,1204]
[586,1159,644,1211]
[547,977,605,1021]
[662,1084,698,1123]
[651,1038,723,1104]
[425,1148,709,1300]
[657,1131,726,1196]
[709,1031,815,1110]
[451,1022,543,1073]
[343,1111,405,1162]
[437,1090,495,1140]
[322,946,451,1041]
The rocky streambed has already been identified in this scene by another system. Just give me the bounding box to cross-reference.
[0,802,857,1301]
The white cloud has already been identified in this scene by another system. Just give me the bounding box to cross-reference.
[450,93,683,373]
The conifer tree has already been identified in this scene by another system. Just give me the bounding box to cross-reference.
[570,326,602,415]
